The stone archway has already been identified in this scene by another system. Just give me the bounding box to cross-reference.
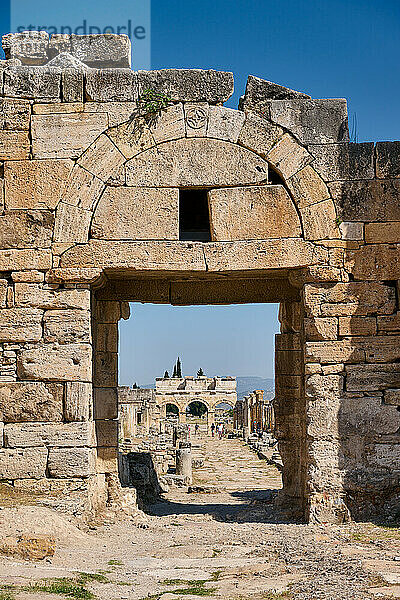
[2,60,399,523]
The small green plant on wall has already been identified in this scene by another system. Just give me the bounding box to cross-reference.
[132,89,173,128]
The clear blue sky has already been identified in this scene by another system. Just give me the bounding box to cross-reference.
[1,1,399,384]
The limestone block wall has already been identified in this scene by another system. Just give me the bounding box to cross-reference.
[0,32,398,522]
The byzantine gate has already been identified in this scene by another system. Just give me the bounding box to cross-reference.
[0,31,399,523]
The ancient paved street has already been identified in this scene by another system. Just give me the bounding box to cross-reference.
[1,434,400,600]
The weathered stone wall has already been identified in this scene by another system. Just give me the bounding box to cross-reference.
[0,31,399,522]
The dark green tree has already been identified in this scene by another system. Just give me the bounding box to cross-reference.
[187,401,207,417]
[172,364,177,377]
[164,370,169,378]
[197,368,204,376]
[176,356,182,377]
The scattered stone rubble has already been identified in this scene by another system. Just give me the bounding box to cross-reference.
[0,30,399,524]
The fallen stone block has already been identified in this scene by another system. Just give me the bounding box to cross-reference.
[0,535,55,560]
[2,31,49,65]
[70,33,131,68]
[241,75,310,115]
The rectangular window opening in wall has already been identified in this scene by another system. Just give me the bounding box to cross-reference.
[179,188,211,242]
[137,412,142,425]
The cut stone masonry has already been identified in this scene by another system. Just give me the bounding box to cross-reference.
[0,31,399,523]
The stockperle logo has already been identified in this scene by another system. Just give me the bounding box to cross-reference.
[10,0,150,69]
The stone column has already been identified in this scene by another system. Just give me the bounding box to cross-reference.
[176,441,192,484]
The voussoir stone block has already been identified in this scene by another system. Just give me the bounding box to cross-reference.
[91,187,179,240]
[0,308,43,342]
[59,164,105,211]
[4,67,61,100]
[53,203,92,244]
[0,447,48,479]
[0,211,54,249]
[125,138,269,187]
[237,110,283,157]
[77,134,125,182]
[48,447,96,478]
[85,69,138,102]
[17,344,92,382]
[137,69,234,103]
[0,99,30,130]
[31,112,109,159]
[44,310,91,344]
[107,117,155,160]
[15,284,90,310]
[287,165,330,208]
[0,382,63,423]
[4,159,74,210]
[150,103,185,145]
[267,134,312,179]
[304,282,396,317]
[301,199,338,240]
[206,105,245,143]
[208,185,302,241]
[4,422,96,448]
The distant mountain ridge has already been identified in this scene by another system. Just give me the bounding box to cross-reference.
[236,376,274,400]
[138,376,274,400]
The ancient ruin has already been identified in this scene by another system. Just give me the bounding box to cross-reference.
[0,30,399,524]
[118,375,237,439]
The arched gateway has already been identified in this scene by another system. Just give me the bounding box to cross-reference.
[0,31,399,523]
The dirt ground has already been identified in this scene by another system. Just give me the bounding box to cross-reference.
[0,435,399,600]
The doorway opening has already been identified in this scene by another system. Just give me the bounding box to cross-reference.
[93,273,305,521]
